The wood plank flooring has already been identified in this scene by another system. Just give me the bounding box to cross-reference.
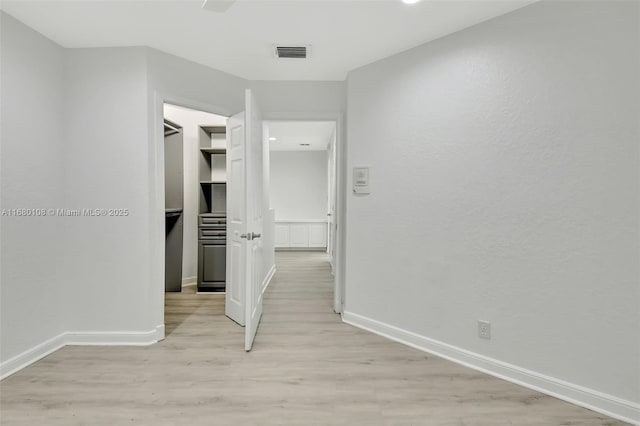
[0,252,628,425]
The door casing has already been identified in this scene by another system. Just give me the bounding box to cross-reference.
[151,94,347,342]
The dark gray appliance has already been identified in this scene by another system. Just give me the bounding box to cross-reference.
[164,119,184,292]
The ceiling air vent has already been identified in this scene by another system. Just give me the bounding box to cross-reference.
[275,46,308,59]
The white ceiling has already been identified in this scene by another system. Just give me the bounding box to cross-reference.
[0,0,535,81]
[268,121,335,151]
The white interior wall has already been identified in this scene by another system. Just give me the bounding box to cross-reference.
[270,151,328,221]
[162,104,227,284]
[249,81,346,120]
[64,47,153,333]
[5,4,636,421]
[345,0,639,411]
[0,12,69,365]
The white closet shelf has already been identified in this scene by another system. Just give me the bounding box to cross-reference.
[200,147,226,154]
[201,125,226,135]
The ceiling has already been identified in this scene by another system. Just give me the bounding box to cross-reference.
[0,0,535,81]
[268,121,335,151]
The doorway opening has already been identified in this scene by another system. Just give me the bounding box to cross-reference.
[162,103,229,335]
[266,120,339,311]
[156,94,342,349]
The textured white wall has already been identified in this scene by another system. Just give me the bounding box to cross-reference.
[64,47,153,333]
[249,81,345,120]
[345,0,639,405]
[270,151,328,221]
[0,12,69,363]
[162,104,227,282]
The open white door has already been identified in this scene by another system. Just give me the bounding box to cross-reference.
[225,111,246,326]
[244,89,264,351]
[225,90,264,351]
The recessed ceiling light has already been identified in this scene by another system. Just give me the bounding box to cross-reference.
[269,137,277,141]
[402,0,421,4]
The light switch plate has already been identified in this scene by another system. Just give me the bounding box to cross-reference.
[353,166,371,194]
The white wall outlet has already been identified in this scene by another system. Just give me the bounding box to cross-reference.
[478,320,491,340]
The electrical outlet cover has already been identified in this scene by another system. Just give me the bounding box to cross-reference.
[478,320,491,340]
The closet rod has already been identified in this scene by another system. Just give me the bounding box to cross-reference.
[163,119,181,136]
[164,123,180,132]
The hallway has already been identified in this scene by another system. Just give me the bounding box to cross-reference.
[0,252,626,425]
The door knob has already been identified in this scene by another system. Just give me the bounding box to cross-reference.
[240,232,261,240]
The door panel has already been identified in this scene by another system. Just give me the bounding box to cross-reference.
[309,223,327,247]
[244,89,264,352]
[290,224,309,247]
[229,241,242,304]
[224,90,265,350]
[202,244,226,282]
[275,224,290,247]
[225,112,246,326]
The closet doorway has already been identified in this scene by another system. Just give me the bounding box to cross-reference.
[162,103,229,335]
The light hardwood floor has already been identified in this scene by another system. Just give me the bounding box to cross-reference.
[0,252,628,425]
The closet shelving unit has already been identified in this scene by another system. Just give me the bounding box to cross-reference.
[197,125,227,293]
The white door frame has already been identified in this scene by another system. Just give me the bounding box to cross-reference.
[151,91,236,339]
[151,97,347,339]
[327,129,337,273]
[264,113,346,314]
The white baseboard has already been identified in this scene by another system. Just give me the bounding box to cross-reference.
[182,276,197,287]
[342,311,640,425]
[0,325,164,381]
[65,325,164,346]
[262,264,276,295]
[155,324,166,341]
[0,332,67,380]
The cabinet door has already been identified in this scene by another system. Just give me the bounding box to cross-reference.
[275,223,290,248]
[289,224,309,248]
[309,223,327,248]
[198,241,226,291]
[165,214,184,292]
